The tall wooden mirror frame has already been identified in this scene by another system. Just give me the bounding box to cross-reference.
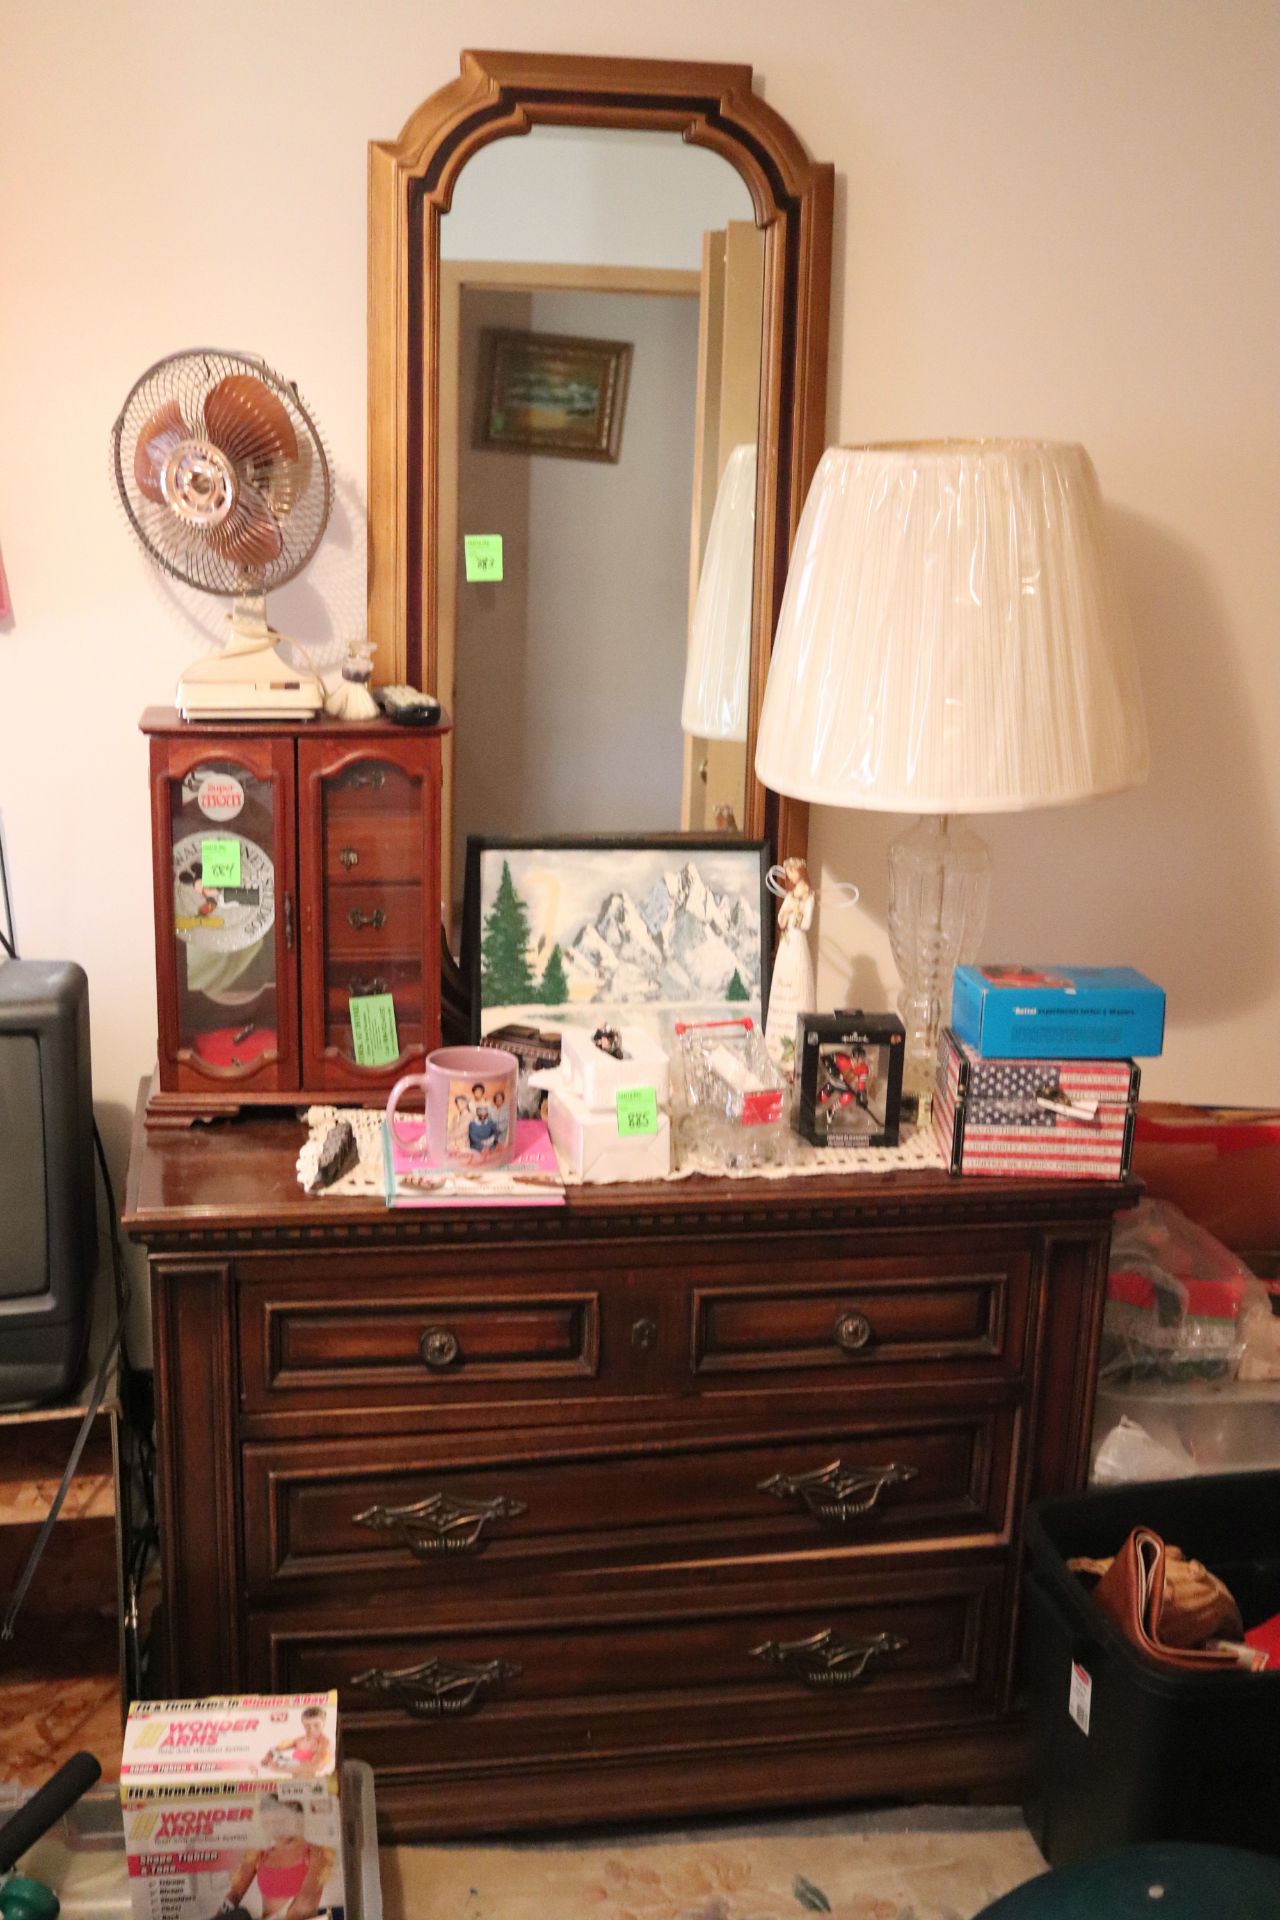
[369,49,833,866]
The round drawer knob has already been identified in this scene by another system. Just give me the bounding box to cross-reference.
[420,1326,460,1370]
[834,1310,873,1353]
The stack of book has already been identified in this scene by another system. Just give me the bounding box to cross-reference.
[933,965,1165,1180]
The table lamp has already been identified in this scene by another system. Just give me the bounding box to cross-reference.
[682,443,757,744]
[754,438,1149,1101]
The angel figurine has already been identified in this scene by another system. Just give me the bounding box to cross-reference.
[763,858,859,1078]
[764,858,816,1077]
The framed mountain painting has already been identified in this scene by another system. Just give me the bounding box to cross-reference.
[464,836,772,1045]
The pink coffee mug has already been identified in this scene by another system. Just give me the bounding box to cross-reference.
[386,1046,519,1170]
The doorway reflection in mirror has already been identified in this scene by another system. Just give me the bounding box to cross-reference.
[437,128,763,930]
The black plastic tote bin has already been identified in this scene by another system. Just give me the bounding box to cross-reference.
[1021,1470,1280,1867]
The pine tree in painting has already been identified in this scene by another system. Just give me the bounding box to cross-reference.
[539,942,569,1006]
[726,967,750,1002]
[481,860,535,1005]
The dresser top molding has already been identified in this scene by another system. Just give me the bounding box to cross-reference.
[122,1081,1138,1253]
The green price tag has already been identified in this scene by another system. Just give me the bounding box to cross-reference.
[350,993,400,1068]
[616,1086,659,1137]
[201,838,241,889]
[464,533,504,583]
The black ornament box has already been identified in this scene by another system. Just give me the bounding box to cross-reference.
[792,1010,906,1148]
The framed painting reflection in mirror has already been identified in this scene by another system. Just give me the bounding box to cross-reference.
[476,328,632,462]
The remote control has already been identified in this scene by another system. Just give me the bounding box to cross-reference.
[376,684,442,726]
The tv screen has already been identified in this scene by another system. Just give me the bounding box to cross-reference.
[0,960,96,1406]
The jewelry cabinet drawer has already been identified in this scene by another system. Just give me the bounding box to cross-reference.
[238,1264,602,1415]
[245,1556,1009,1777]
[325,960,423,1054]
[323,814,422,884]
[240,1403,1020,1595]
[689,1251,1032,1387]
[324,881,423,959]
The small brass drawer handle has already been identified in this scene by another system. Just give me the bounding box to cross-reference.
[347,906,387,931]
[420,1327,460,1370]
[339,847,360,870]
[354,1490,527,1556]
[347,974,387,999]
[751,1626,907,1691]
[352,1655,520,1719]
[834,1310,873,1353]
[630,1316,657,1353]
[758,1458,919,1525]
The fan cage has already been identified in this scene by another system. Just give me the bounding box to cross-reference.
[111,347,332,596]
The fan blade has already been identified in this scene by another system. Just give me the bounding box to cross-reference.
[207,485,283,572]
[134,399,192,504]
[204,375,298,471]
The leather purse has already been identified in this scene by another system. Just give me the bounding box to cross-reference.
[1071,1527,1243,1670]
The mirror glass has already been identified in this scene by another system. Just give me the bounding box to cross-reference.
[437,126,763,924]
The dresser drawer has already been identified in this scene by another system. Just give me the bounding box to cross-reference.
[246,1556,1009,1776]
[241,1404,1019,1596]
[239,1262,602,1415]
[690,1251,1031,1387]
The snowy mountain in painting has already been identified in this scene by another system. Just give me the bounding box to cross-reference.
[561,860,760,1003]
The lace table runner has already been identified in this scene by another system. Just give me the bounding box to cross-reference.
[297,1105,943,1199]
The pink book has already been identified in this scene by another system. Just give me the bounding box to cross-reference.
[383,1116,565,1207]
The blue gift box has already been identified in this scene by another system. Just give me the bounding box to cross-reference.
[951,964,1165,1060]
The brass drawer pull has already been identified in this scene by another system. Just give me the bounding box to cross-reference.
[758,1458,918,1524]
[419,1326,460,1370]
[751,1626,907,1690]
[347,906,387,931]
[354,1490,527,1556]
[630,1316,657,1353]
[347,974,387,999]
[834,1310,873,1353]
[339,846,360,869]
[352,1655,520,1718]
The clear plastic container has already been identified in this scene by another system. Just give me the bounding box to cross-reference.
[1092,1378,1280,1482]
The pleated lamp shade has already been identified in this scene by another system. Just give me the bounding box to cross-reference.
[754,440,1149,812]
[681,443,757,743]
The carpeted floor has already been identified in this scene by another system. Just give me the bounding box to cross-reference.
[381,1805,1047,1920]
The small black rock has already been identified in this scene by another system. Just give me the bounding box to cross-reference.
[308,1118,358,1192]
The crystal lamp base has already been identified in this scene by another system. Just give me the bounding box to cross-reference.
[888,815,991,1102]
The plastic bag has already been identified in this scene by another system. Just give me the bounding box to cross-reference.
[1092,1414,1196,1484]
[1100,1197,1271,1384]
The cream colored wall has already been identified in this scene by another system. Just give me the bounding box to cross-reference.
[1,1,1276,1352]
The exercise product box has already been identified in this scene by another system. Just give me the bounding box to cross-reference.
[951,964,1165,1060]
[934,1028,1140,1179]
[119,1693,347,1920]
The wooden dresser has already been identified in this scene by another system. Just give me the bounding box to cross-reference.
[123,1086,1133,1838]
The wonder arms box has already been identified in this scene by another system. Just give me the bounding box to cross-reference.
[120,1693,346,1920]
[951,964,1165,1060]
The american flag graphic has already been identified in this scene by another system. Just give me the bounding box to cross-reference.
[934,1030,1137,1178]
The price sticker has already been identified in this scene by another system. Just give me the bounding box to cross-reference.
[616,1086,659,1137]
[350,993,400,1068]
[464,533,504,583]
[201,838,241,889]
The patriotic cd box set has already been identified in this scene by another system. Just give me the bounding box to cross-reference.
[932,961,1162,1179]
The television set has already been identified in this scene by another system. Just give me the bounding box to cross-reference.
[0,959,96,1406]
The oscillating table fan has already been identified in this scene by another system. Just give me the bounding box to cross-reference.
[111,348,332,719]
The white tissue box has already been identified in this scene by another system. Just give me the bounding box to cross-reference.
[547,1083,671,1184]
